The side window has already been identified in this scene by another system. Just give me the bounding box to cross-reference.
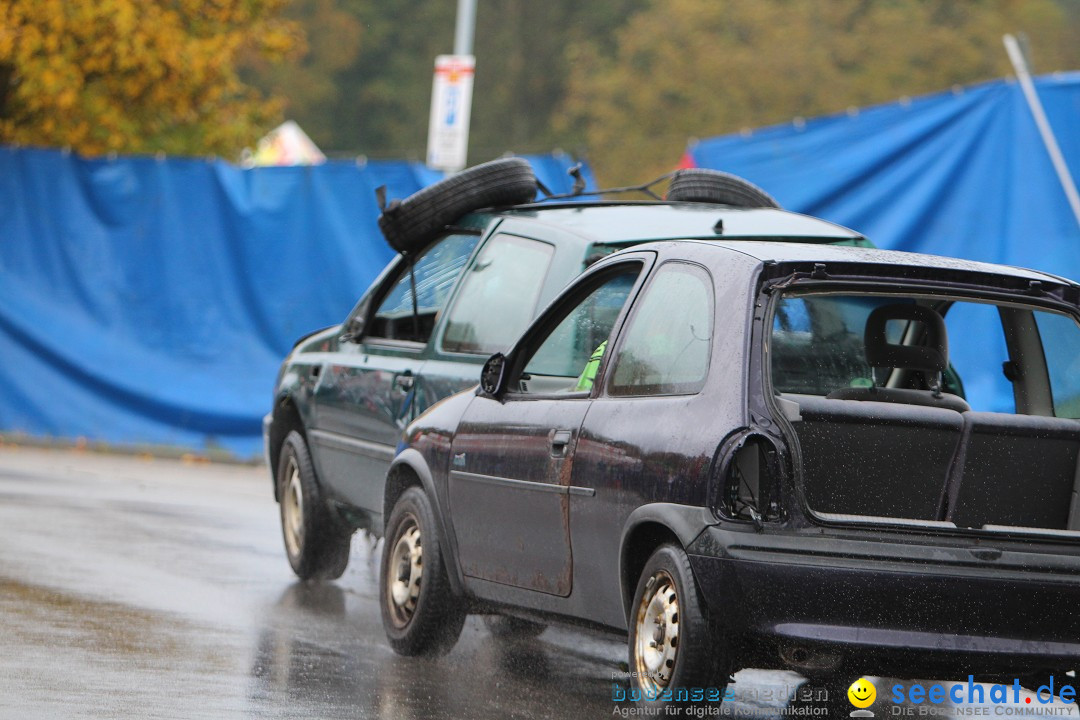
[609,263,713,396]
[366,233,480,344]
[441,234,555,355]
[943,302,1013,412]
[514,268,640,395]
[1035,311,1080,419]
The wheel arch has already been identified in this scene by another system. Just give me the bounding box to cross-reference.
[385,449,466,597]
[618,503,716,623]
[269,394,305,501]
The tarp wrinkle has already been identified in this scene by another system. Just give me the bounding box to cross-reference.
[0,149,593,457]
[689,72,1080,415]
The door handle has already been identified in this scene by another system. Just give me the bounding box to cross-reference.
[969,547,1002,561]
[394,370,415,391]
[551,429,573,457]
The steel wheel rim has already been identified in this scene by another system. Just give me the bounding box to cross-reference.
[386,514,423,628]
[282,458,304,559]
[633,570,680,695]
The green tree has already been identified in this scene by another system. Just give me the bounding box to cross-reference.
[243,0,363,150]
[251,0,643,161]
[556,0,1080,184]
[468,0,646,159]
[0,0,302,156]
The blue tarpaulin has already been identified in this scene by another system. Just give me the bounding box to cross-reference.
[688,72,1080,413]
[0,148,595,457]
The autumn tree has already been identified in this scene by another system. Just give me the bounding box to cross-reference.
[0,0,302,157]
[556,0,1080,184]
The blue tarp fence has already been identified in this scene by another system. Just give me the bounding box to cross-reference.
[0,148,595,457]
[688,72,1080,413]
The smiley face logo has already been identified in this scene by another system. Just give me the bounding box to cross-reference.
[848,678,876,708]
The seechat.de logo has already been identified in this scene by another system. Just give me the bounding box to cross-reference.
[849,677,878,717]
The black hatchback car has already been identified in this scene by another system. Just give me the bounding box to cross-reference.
[378,239,1080,702]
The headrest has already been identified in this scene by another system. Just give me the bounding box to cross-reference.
[864,304,948,372]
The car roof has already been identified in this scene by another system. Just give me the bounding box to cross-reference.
[476,202,864,245]
[651,239,1074,286]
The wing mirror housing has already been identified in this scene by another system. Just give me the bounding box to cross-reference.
[480,353,508,397]
[341,297,371,343]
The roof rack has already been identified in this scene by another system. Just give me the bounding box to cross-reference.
[535,164,673,202]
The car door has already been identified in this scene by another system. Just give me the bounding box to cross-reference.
[567,261,719,626]
[309,233,480,517]
[447,255,651,597]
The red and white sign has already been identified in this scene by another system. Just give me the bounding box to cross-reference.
[426,54,475,172]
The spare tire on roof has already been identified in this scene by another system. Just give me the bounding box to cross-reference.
[666,168,780,209]
[378,157,538,255]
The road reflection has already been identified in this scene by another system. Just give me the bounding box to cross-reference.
[247,554,831,719]
[3,450,1075,720]
[248,541,625,719]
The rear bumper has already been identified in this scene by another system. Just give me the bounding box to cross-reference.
[687,526,1080,677]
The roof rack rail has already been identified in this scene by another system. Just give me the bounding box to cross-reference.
[536,165,673,202]
[537,166,780,209]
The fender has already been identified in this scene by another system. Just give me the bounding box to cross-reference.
[387,448,467,598]
[618,503,718,620]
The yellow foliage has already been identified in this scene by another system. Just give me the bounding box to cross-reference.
[0,0,302,157]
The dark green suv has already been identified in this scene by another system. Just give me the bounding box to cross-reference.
[264,159,868,580]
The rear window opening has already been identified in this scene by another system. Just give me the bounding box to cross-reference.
[769,290,1080,536]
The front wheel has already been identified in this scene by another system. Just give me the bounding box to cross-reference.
[380,486,465,656]
[277,431,352,580]
[628,544,726,708]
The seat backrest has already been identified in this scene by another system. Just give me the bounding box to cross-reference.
[948,412,1080,530]
[830,303,957,408]
[864,303,949,375]
[788,394,964,520]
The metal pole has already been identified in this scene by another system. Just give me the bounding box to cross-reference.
[454,0,477,56]
[1003,34,1080,231]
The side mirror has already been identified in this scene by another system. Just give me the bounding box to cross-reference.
[480,353,507,397]
[340,315,365,343]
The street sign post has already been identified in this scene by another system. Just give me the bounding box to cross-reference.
[426,54,475,173]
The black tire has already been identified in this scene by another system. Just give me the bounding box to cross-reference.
[378,157,538,255]
[380,486,466,656]
[484,614,547,640]
[666,168,780,209]
[277,431,352,580]
[628,544,727,710]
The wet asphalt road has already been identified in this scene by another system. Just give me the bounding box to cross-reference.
[0,447,797,719]
[1,447,1077,719]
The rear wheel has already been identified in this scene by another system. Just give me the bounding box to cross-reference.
[628,544,726,709]
[380,486,465,656]
[277,431,351,580]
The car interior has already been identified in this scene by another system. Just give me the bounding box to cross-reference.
[363,233,481,345]
[515,270,638,395]
[769,291,1080,535]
